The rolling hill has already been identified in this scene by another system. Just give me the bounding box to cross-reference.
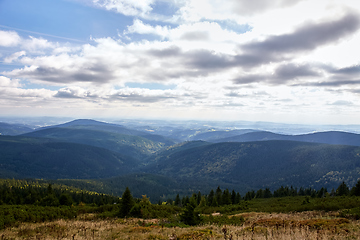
[0,136,138,179]
[143,140,360,192]
[214,131,360,146]
[22,127,168,161]
[189,129,258,141]
[40,119,176,146]
[0,122,34,136]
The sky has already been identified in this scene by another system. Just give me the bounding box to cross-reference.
[1,0,360,124]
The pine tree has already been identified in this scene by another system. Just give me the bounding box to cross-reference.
[336,182,349,196]
[351,179,360,196]
[174,194,181,206]
[119,187,134,217]
[180,198,201,226]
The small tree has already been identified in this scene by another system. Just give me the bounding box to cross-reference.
[180,198,201,226]
[119,187,134,217]
[336,182,349,196]
[351,179,360,196]
[59,193,73,206]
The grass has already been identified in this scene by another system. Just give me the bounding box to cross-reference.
[1,211,360,239]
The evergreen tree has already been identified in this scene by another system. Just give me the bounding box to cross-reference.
[119,187,134,217]
[351,179,360,196]
[336,182,350,196]
[197,191,202,205]
[180,198,201,226]
[174,194,181,206]
[231,190,236,204]
[59,193,73,206]
[264,188,272,198]
[215,186,222,205]
[222,189,232,205]
[207,189,215,206]
[235,193,241,204]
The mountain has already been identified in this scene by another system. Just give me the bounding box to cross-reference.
[214,131,360,146]
[0,136,138,179]
[40,119,176,146]
[143,140,360,192]
[22,127,168,161]
[189,129,258,141]
[0,122,34,136]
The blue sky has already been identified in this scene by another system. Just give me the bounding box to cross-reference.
[1,0,360,124]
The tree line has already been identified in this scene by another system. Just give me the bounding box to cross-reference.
[0,183,119,206]
[166,181,360,208]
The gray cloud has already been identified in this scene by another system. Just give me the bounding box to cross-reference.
[9,63,115,84]
[240,12,360,65]
[232,0,305,16]
[233,63,322,85]
[54,88,84,98]
[147,46,181,57]
[180,31,210,41]
[184,50,235,70]
[295,79,360,87]
[328,100,354,106]
[332,65,360,75]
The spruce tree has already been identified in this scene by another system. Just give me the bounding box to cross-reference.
[180,198,201,226]
[336,182,350,196]
[119,187,134,217]
[351,179,360,196]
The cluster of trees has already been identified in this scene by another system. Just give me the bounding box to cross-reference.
[167,181,360,208]
[0,183,119,206]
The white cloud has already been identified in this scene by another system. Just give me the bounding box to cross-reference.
[0,76,22,88]
[3,51,26,63]
[0,30,21,47]
[92,0,155,17]
[21,36,55,53]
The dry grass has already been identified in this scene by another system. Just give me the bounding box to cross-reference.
[1,211,360,239]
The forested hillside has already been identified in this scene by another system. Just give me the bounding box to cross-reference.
[0,136,138,179]
[144,140,360,192]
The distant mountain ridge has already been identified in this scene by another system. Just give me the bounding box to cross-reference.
[0,122,34,136]
[22,127,169,161]
[213,130,360,146]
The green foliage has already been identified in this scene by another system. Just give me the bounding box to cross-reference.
[0,179,119,206]
[59,194,73,206]
[202,214,245,226]
[0,205,77,230]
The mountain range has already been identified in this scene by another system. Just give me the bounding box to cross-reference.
[1,118,360,199]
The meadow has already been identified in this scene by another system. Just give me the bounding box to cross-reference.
[1,211,359,239]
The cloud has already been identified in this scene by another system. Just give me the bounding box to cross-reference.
[328,100,354,106]
[21,36,55,52]
[92,0,154,17]
[0,76,22,88]
[231,0,305,15]
[240,12,360,64]
[332,65,360,76]
[124,19,170,38]
[233,63,323,85]
[3,51,26,63]
[0,30,21,47]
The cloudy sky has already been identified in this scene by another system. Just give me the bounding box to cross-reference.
[1,0,360,124]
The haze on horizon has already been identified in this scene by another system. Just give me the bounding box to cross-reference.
[1,0,360,125]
